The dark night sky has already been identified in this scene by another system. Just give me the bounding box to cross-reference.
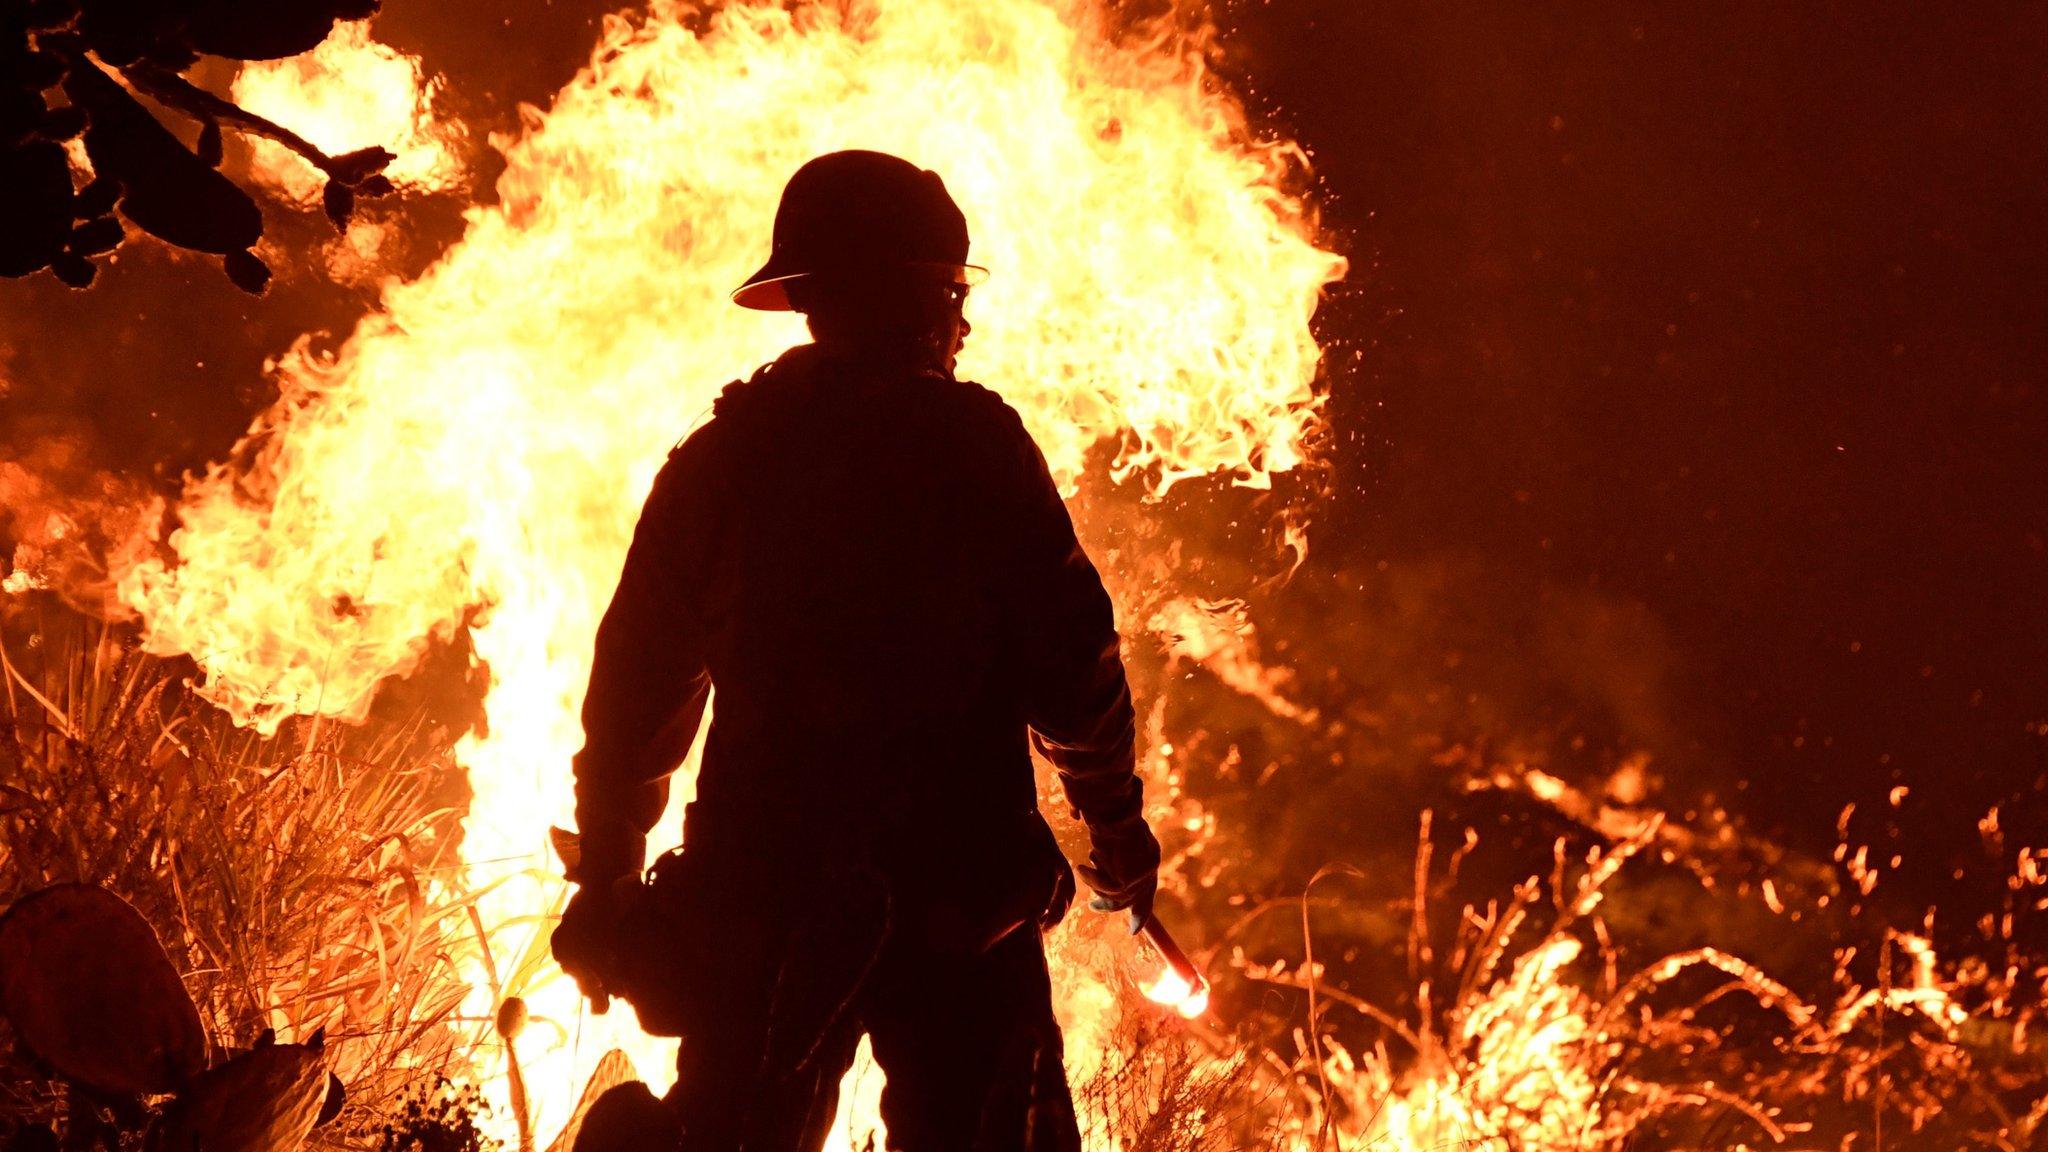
[1231,1,2048,904]
[6,1,2046,919]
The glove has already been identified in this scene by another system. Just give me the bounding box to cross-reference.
[551,884,620,1013]
[1076,816,1160,935]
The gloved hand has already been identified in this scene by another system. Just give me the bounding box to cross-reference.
[551,883,620,1013]
[1076,816,1160,935]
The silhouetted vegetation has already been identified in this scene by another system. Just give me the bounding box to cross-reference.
[1,0,397,292]
[0,623,478,1149]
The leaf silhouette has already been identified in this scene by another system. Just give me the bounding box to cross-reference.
[8,0,397,291]
[65,57,261,255]
[0,141,72,275]
[184,0,382,61]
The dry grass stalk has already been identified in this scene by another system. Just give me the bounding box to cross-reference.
[1074,1014,1277,1152]
[1221,813,2048,1151]
[0,623,482,1148]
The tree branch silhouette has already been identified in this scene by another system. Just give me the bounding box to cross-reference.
[2,0,398,293]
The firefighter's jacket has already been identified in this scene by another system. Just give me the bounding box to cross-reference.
[570,342,1140,899]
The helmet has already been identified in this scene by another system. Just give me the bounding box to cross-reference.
[731,150,988,311]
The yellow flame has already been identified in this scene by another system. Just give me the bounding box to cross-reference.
[1152,596,1319,722]
[1831,931,1970,1037]
[1338,939,1612,1152]
[118,0,1343,1142]
[232,20,466,203]
[1142,969,1211,1019]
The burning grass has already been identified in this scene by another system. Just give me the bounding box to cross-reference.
[1073,1017,1272,1152]
[0,617,480,1147]
[4,611,2047,1152]
[1206,813,2048,1151]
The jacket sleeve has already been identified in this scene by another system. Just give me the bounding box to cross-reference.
[999,406,1144,832]
[570,433,719,887]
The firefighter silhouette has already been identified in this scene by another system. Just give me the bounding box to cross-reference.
[552,150,1161,1152]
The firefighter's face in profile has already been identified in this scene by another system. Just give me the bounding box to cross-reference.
[925,276,970,373]
[792,268,972,377]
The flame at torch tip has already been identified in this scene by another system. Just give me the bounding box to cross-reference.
[1143,969,1211,1018]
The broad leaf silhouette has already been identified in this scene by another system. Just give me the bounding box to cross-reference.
[6,0,397,292]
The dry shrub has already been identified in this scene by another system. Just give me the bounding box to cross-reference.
[0,621,479,1147]
[1222,815,2048,1151]
[8,612,2042,1152]
[1074,1014,1278,1152]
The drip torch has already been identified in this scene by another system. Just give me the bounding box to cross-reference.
[1137,912,1211,1018]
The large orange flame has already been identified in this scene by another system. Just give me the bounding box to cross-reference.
[115,0,1343,1143]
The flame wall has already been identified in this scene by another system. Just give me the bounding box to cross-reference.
[109,0,1343,1141]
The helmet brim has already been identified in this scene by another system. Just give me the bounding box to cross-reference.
[731,261,989,312]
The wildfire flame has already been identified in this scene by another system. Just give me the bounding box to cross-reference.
[1362,939,1609,1149]
[231,20,466,204]
[112,0,1342,1143]
[1153,596,1318,723]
